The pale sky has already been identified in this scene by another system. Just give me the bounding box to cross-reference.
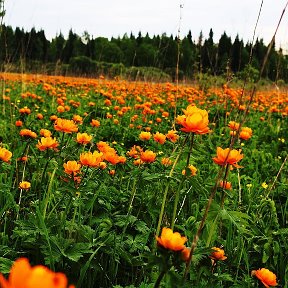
[3,0,288,51]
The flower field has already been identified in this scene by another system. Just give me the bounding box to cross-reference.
[0,72,287,287]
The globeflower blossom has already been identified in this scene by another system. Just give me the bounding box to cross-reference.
[63,160,81,175]
[212,147,244,168]
[228,121,240,131]
[176,105,210,134]
[0,257,75,288]
[15,120,23,127]
[80,151,104,167]
[19,181,31,190]
[140,150,156,163]
[153,132,166,144]
[156,227,187,251]
[76,133,93,145]
[54,118,78,133]
[210,247,227,261]
[251,268,277,288]
[139,131,151,141]
[91,119,100,127]
[239,127,253,140]
[182,165,197,176]
[40,129,52,138]
[0,147,13,163]
[166,130,179,143]
[36,137,59,151]
[219,180,232,190]
[19,129,37,139]
[181,247,191,262]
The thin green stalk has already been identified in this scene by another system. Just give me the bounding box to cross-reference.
[42,166,57,218]
[155,135,188,237]
[171,133,195,229]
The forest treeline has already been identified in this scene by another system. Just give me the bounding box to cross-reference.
[1,25,288,82]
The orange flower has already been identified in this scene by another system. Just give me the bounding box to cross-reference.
[139,131,151,141]
[127,145,142,159]
[219,180,232,190]
[0,147,13,163]
[76,133,92,145]
[140,150,156,163]
[19,107,31,114]
[79,151,104,167]
[210,247,227,261]
[212,147,244,168]
[50,115,58,121]
[133,159,143,166]
[19,129,37,139]
[182,165,197,176]
[73,114,83,124]
[161,157,172,166]
[176,105,210,134]
[36,137,59,151]
[15,120,23,127]
[36,113,44,120]
[156,227,187,251]
[181,247,191,262]
[54,118,78,133]
[166,130,179,143]
[228,121,240,131]
[19,181,31,190]
[57,105,65,113]
[104,150,120,165]
[63,160,81,175]
[0,257,74,288]
[251,268,278,288]
[153,132,166,144]
[239,127,253,141]
[91,119,100,127]
[40,129,52,138]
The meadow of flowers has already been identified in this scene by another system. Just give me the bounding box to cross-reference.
[0,72,287,287]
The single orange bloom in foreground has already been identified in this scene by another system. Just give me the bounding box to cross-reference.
[0,147,13,163]
[213,147,244,168]
[210,247,227,261]
[156,227,187,251]
[251,268,278,288]
[176,105,210,134]
[54,118,78,133]
[0,257,75,288]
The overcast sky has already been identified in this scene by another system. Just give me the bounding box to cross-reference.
[3,0,288,51]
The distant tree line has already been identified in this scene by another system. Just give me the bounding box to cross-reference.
[1,25,288,82]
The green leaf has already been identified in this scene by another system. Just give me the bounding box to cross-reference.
[0,257,14,274]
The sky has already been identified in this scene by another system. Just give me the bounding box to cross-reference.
[3,0,288,51]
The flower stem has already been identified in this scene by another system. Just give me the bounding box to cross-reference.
[155,136,188,238]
